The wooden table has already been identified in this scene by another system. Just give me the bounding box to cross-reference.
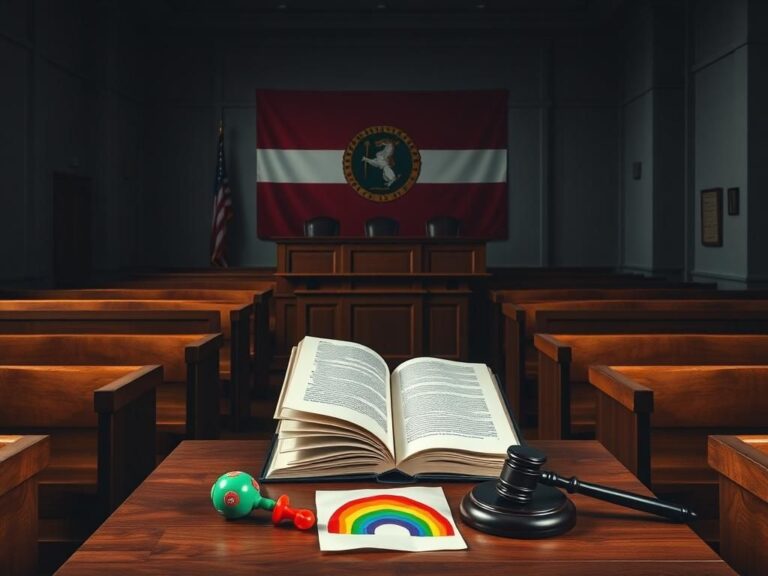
[56,440,734,575]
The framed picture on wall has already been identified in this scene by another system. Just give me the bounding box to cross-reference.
[700,188,723,247]
[727,187,740,215]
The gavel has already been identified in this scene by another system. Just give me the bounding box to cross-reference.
[460,445,697,538]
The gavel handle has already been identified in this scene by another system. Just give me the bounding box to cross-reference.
[539,471,697,522]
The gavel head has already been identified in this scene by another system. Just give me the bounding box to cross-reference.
[496,445,548,505]
[211,471,266,519]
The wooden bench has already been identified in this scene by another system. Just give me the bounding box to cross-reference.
[503,299,768,423]
[0,300,253,430]
[0,333,222,444]
[0,365,160,573]
[534,333,768,440]
[111,267,276,286]
[488,268,695,288]
[709,435,768,576]
[0,435,50,576]
[5,287,271,405]
[486,285,722,380]
[106,272,276,342]
[588,365,768,547]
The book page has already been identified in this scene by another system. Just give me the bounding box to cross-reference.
[391,357,518,464]
[279,336,394,456]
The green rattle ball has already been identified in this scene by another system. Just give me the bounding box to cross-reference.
[211,471,276,519]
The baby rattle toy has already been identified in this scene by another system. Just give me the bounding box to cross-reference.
[210,470,316,530]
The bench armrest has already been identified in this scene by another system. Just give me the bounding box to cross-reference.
[534,333,572,362]
[94,365,163,413]
[95,367,160,513]
[185,333,223,440]
[186,333,224,361]
[588,366,653,413]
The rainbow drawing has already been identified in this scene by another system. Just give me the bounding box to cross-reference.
[327,494,455,537]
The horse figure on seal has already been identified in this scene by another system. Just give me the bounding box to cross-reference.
[362,139,399,188]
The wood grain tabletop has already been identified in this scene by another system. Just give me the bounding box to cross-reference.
[55,440,734,575]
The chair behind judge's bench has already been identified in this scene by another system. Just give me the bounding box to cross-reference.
[426,216,460,237]
[304,216,339,237]
[365,216,399,237]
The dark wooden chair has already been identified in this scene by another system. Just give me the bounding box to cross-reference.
[304,216,339,237]
[364,216,399,237]
[0,435,50,576]
[426,216,460,237]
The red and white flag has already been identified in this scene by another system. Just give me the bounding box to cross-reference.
[256,90,507,238]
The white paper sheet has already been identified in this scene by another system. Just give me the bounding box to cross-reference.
[315,486,467,552]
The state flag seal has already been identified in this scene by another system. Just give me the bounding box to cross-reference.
[343,125,421,202]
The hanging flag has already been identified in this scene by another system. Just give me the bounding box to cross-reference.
[210,121,233,266]
[256,90,508,238]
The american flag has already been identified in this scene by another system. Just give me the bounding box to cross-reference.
[210,122,233,267]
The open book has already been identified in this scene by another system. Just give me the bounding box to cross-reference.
[261,336,520,482]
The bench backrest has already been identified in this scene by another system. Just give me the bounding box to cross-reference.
[530,299,768,336]
[534,333,768,441]
[116,276,275,290]
[540,333,768,381]
[490,287,724,304]
[0,299,248,338]
[0,333,221,440]
[593,365,768,428]
[0,308,220,336]
[0,334,204,380]
[5,287,264,304]
[0,365,150,427]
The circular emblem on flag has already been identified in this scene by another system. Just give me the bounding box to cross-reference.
[343,125,421,202]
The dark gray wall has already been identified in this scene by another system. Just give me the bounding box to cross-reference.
[689,0,768,287]
[621,0,685,277]
[3,1,763,281]
[692,0,749,286]
[0,0,148,285]
[144,11,622,268]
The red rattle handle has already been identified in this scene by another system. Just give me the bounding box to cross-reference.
[272,494,316,530]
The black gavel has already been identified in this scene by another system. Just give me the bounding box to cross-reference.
[460,445,697,538]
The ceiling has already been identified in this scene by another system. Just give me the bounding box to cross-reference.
[160,0,625,18]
